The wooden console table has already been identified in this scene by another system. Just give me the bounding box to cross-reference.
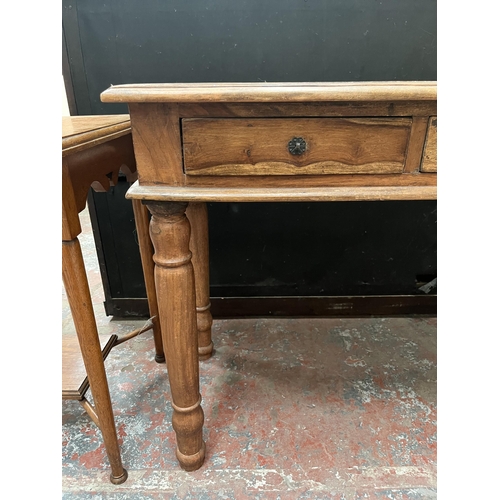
[101,82,437,471]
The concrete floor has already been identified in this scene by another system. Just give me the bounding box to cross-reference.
[62,207,437,499]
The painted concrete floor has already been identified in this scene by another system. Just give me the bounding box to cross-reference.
[62,207,437,499]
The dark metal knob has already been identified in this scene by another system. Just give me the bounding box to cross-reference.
[288,137,307,155]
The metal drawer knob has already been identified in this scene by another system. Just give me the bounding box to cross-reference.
[288,137,307,155]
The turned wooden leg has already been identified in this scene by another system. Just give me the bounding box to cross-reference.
[146,201,205,471]
[132,199,165,363]
[186,202,214,360]
[62,238,128,485]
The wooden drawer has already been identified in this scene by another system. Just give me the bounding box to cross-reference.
[182,117,412,176]
[420,117,437,172]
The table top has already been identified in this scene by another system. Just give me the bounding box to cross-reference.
[62,114,137,239]
[101,81,437,103]
[62,115,130,156]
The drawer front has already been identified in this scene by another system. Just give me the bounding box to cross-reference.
[420,117,437,172]
[182,117,412,176]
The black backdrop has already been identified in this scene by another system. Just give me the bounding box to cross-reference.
[63,0,437,317]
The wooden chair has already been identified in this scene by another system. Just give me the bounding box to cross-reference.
[62,115,164,484]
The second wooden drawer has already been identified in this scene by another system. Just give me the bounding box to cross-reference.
[182,117,412,176]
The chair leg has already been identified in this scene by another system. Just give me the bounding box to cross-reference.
[132,199,165,363]
[186,202,214,360]
[62,238,128,484]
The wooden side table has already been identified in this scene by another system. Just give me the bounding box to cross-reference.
[62,115,165,483]
[101,82,437,472]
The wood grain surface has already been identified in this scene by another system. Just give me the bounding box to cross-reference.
[101,81,437,103]
[127,181,436,202]
[62,333,117,400]
[420,117,437,172]
[177,101,437,118]
[403,116,431,174]
[128,103,184,185]
[182,117,411,176]
[62,115,130,156]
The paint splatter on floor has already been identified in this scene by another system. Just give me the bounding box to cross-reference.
[62,316,436,499]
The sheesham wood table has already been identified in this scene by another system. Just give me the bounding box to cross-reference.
[62,115,166,483]
[101,82,437,472]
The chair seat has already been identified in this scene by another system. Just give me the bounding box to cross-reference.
[62,333,117,400]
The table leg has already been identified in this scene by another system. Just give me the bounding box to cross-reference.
[132,199,165,363]
[146,201,206,471]
[62,238,128,485]
[187,202,214,360]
